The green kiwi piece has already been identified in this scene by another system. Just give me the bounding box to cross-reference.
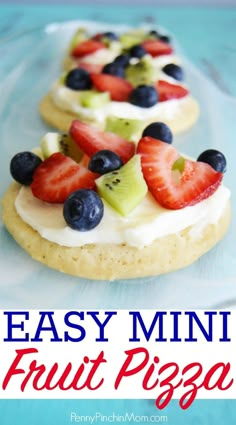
[59,73,67,85]
[40,133,82,163]
[105,116,144,143]
[80,91,110,109]
[125,57,156,87]
[96,155,147,216]
[172,157,185,173]
[120,30,146,49]
[69,28,88,52]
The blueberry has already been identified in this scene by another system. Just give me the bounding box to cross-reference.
[102,63,125,78]
[159,35,171,44]
[148,30,160,38]
[63,189,104,231]
[102,31,119,41]
[10,151,42,185]
[114,54,130,68]
[148,30,171,43]
[65,68,92,91]
[129,85,158,108]
[129,44,147,59]
[162,63,184,81]
[88,150,123,174]
[142,122,173,144]
[197,149,227,173]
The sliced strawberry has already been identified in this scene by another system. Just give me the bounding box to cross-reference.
[79,153,91,168]
[71,39,105,58]
[70,120,135,164]
[90,73,133,101]
[137,137,223,210]
[156,80,189,102]
[93,32,103,41]
[142,40,173,57]
[31,152,97,203]
[79,61,103,74]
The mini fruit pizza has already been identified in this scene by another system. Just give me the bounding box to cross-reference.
[39,27,199,136]
[63,26,180,72]
[2,120,230,281]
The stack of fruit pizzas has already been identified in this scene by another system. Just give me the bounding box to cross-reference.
[1,24,231,280]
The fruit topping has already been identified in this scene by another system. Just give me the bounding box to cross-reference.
[113,54,130,68]
[79,154,90,168]
[96,155,147,216]
[10,152,42,185]
[88,150,123,174]
[78,62,103,74]
[162,63,184,81]
[129,44,147,58]
[40,133,82,162]
[141,40,173,57]
[137,137,223,209]
[120,30,146,49]
[69,28,88,52]
[70,120,135,164]
[65,68,92,91]
[125,57,156,87]
[142,122,173,144]
[148,30,171,44]
[102,31,119,41]
[71,39,105,58]
[105,116,144,142]
[31,152,97,203]
[102,62,125,78]
[155,80,189,101]
[63,189,104,231]
[90,73,133,101]
[159,35,171,44]
[79,90,110,109]
[129,85,158,108]
[197,149,227,173]
[148,30,160,38]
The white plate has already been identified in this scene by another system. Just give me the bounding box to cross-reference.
[0,21,235,309]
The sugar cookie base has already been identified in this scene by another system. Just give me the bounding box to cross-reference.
[39,93,200,135]
[2,182,230,281]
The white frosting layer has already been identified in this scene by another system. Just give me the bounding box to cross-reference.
[15,185,230,249]
[50,80,191,125]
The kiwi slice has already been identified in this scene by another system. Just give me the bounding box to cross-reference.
[172,157,185,173]
[120,30,146,49]
[172,157,186,185]
[96,154,147,216]
[69,28,88,52]
[40,133,82,163]
[59,73,67,85]
[125,57,156,87]
[105,116,144,143]
[80,90,110,109]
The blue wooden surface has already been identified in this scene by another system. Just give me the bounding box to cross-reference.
[0,4,236,97]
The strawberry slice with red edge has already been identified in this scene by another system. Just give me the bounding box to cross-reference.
[137,137,223,210]
[79,61,103,74]
[70,120,135,164]
[90,73,133,101]
[79,153,91,168]
[156,80,189,102]
[71,39,105,58]
[93,33,103,41]
[31,152,98,203]
[142,40,173,57]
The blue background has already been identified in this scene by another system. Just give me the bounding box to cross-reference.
[0,3,236,424]
[0,399,235,424]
